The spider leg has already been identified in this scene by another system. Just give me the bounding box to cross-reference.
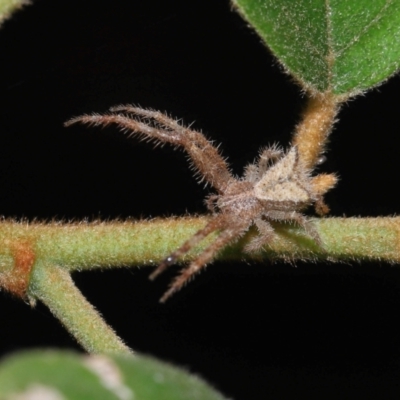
[243,164,259,183]
[65,113,178,144]
[110,106,186,132]
[310,173,338,216]
[205,194,220,213]
[159,219,248,302]
[66,107,233,192]
[110,106,233,190]
[149,214,229,281]
[243,146,284,183]
[257,145,284,173]
[264,210,322,246]
[314,196,330,216]
[244,218,275,253]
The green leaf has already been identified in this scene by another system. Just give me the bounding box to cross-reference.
[233,0,400,95]
[0,351,117,400]
[0,350,228,400]
[113,354,227,400]
[0,0,29,27]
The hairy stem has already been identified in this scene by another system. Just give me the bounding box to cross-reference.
[292,93,341,169]
[265,217,400,262]
[0,217,400,275]
[29,261,132,354]
[0,217,214,275]
[2,216,400,353]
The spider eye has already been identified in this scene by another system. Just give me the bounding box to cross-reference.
[316,155,327,165]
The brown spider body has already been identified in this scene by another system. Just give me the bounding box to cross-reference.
[66,106,336,302]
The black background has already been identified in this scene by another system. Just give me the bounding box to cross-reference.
[1,0,400,398]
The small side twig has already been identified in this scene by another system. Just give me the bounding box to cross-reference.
[29,261,132,355]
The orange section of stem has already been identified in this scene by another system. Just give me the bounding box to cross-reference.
[292,93,340,169]
[0,240,35,298]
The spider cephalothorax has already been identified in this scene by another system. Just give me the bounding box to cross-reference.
[66,106,337,302]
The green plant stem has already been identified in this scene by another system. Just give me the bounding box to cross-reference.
[0,217,400,274]
[29,261,132,354]
[266,217,400,262]
[2,216,400,354]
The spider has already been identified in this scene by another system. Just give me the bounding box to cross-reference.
[66,105,337,302]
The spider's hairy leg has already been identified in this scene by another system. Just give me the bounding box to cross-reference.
[66,106,234,192]
[244,218,275,253]
[159,218,249,303]
[310,173,338,215]
[205,194,219,213]
[257,145,284,173]
[149,214,228,281]
[243,145,285,183]
[110,106,234,191]
[65,113,177,144]
[264,210,322,246]
[110,105,185,131]
[243,163,259,183]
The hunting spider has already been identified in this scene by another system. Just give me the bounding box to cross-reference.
[66,105,337,302]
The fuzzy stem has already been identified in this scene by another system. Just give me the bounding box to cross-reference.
[262,217,400,262]
[2,216,400,354]
[0,217,213,274]
[292,93,341,169]
[0,217,400,275]
[29,261,132,354]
